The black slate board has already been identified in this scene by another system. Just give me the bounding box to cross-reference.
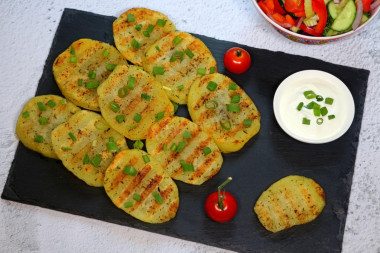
[2,8,369,253]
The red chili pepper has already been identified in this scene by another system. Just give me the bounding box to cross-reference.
[273,0,287,14]
[258,0,273,15]
[300,0,327,36]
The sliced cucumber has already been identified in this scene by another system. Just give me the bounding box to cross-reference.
[327,0,349,19]
[361,12,370,24]
[330,0,356,32]
[324,29,341,36]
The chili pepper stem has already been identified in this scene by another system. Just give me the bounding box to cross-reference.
[236,50,242,57]
[217,177,232,210]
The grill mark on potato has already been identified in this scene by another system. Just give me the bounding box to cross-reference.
[109,156,139,191]
[190,149,218,182]
[146,184,174,217]
[131,174,163,212]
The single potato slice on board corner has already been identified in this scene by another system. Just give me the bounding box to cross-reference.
[254,175,326,233]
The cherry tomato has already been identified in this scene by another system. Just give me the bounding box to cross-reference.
[205,191,238,223]
[223,47,251,74]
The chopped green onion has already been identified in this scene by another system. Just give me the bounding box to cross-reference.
[85,81,100,89]
[177,85,184,90]
[47,100,56,108]
[83,154,89,164]
[69,132,76,142]
[70,46,76,55]
[302,118,311,125]
[163,145,167,151]
[153,66,165,76]
[61,147,72,151]
[176,141,187,152]
[231,95,240,103]
[152,192,164,204]
[210,67,216,74]
[118,87,128,98]
[34,135,43,143]
[141,93,151,101]
[37,102,46,111]
[313,107,320,116]
[155,46,161,52]
[316,95,323,102]
[170,51,184,62]
[207,81,218,91]
[173,36,182,45]
[244,119,252,127]
[127,76,136,90]
[116,115,125,123]
[135,24,142,31]
[95,121,110,131]
[306,101,315,109]
[297,102,304,111]
[106,140,119,153]
[156,19,166,27]
[103,49,109,57]
[22,111,29,118]
[328,115,335,120]
[88,70,96,79]
[142,155,150,163]
[220,118,232,130]
[143,31,150,37]
[78,79,83,86]
[38,117,48,125]
[316,118,323,125]
[227,104,240,113]
[146,24,154,33]
[127,13,135,22]
[170,143,177,151]
[155,111,165,121]
[123,165,137,176]
[304,90,316,99]
[197,68,206,75]
[133,140,144,149]
[203,147,211,155]
[131,39,141,50]
[183,130,192,139]
[180,160,194,172]
[128,124,137,130]
[171,102,178,113]
[320,107,328,116]
[185,49,194,58]
[60,99,67,104]
[109,102,120,113]
[70,56,77,63]
[106,64,117,71]
[133,193,141,202]
[205,100,218,109]
[91,154,102,167]
[325,97,334,105]
[124,202,133,208]
[313,103,320,109]
[133,113,142,123]
[229,83,237,91]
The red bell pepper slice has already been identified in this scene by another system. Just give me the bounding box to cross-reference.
[300,0,327,36]
[362,0,374,12]
[273,0,287,14]
[285,0,305,13]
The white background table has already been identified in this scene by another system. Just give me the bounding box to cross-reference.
[1,0,379,252]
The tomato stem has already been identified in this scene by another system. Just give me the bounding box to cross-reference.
[217,177,232,210]
[236,50,242,57]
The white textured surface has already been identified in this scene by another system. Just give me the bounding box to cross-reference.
[0,0,379,252]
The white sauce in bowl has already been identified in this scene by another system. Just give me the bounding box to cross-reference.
[273,70,355,144]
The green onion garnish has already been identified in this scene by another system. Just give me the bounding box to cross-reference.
[70,46,76,55]
[170,143,177,151]
[316,118,323,125]
[296,102,304,111]
[155,46,161,52]
[118,87,128,98]
[325,97,334,105]
[171,102,178,113]
[183,130,192,139]
[116,115,125,123]
[185,49,194,59]
[127,13,135,22]
[70,56,77,63]
[106,64,117,71]
[320,107,328,116]
[127,76,136,90]
[210,67,215,74]
[163,145,167,151]
[133,113,142,123]
[146,24,154,33]
[135,24,142,31]
[197,68,206,75]
[316,95,323,102]
[177,85,184,90]
[152,192,164,204]
[34,135,43,143]
[78,79,83,86]
[131,39,141,50]
[180,160,194,172]
[142,155,150,163]
[22,111,29,118]
[170,51,184,62]
[155,111,165,121]
[302,118,311,125]
[203,147,211,155]
[176,141,187,152]
[88,70,96,79]
[220,118,232,130]
[47,100,56,108]
[83,154,89,164]
[109,102,120,113]
[61,147,72,151]
[106,140,119,153]
[227,104,240,113]
[141,93,151,101]
[328,115,335,120]
[103,49,109,57]
[133,193,141,202]
[153,66,165,76]
[205,100,218,109]
[143,31,150,37]
[173,36,181,45]
[306,101,315,109]
[304,90,316,99]
[60,99,67,104]
[133,140,144,150]
[229,83,237,91]
[69,132,76,142]
[37,102,47,111]
[38,116,48,125]
[313,107,320,117]
[124,202,133,208]
[85,81,100,89]
[91,154,101,167]
[123,165,137,176]
[231,95,240,103]
[207,81,218,91]
[244,119,252,127]
[156,19,166,27]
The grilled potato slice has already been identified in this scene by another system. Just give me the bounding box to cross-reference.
[51,110,128,187]
[188,73,260,153]
[104,149,179,223]
[97,65,174,140]
[113,8,176,66]
[142,31,217,104]
[146,116,223,185]
[53,38,127,111]
[16,95,80,159]
[254,175,326,233]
